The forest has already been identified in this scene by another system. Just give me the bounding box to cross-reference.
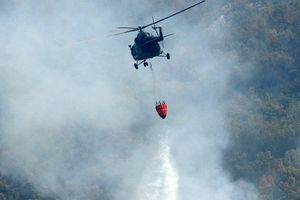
[223,0,300,199]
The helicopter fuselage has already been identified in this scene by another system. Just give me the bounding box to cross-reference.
[130,29,163,61]
[114,0,206,69]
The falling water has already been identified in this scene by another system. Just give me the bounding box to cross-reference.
[136,137,178,200]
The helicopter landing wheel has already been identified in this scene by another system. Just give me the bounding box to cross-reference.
[166,53,170,60]
[144,62,148,67]
[134,63,138,69]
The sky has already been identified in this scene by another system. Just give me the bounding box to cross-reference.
[0,0,259,199]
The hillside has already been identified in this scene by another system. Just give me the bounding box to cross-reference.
[223,0,300,199]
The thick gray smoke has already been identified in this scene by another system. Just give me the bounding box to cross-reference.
[0,1,258,199]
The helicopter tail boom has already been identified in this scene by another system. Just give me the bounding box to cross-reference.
[158,26,163,42]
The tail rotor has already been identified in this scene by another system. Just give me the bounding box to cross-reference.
[151,16,165,49]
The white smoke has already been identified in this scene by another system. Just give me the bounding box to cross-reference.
[0,0,259,200]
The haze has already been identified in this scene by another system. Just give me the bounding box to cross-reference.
[0,1,258,199]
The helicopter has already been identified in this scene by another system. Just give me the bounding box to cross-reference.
[113,0,206,69]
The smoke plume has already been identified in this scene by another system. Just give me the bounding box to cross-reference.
[0,1,258,199]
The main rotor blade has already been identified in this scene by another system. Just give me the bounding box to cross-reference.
[116,26,138,30]
[142,0,206,29]
[163,33,174,38]
[109,28,139,36]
